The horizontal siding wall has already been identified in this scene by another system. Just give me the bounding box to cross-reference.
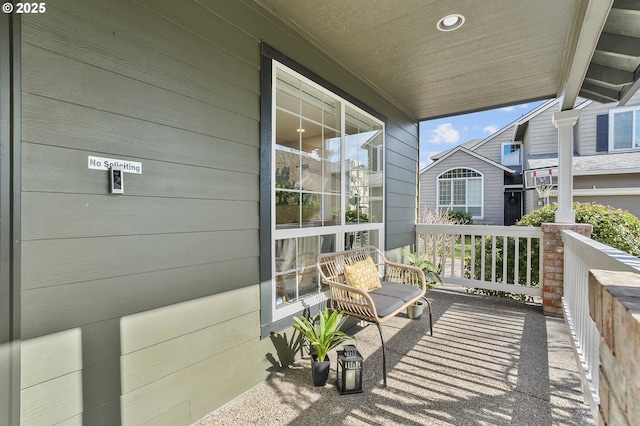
[578,91,640,156]
[19,0,267,424]
[472,129,511,164]
[528,104,559,156]
[19,0,419,425]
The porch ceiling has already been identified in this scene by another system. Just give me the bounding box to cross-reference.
[254,0,640,120]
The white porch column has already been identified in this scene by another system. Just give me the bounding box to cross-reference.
[553,110,580,223]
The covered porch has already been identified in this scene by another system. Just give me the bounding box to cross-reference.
[4,1,640,425]
[196,286,593,425]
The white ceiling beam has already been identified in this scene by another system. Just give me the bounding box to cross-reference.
[557,0,613,110]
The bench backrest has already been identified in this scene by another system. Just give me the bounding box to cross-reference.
[317,246,384,286]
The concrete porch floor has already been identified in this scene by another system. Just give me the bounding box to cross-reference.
[195,287,594,425]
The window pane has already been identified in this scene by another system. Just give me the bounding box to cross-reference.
[453,180,466,205]
[468,206,481,217]
[276,190,300,227]
[275,237,321,306]
[345,230,370,250]
[297,236,319,298]
[467,178,482,205]
[369,197,384,223]
[301,192,321,225]
[323,95,340,131]
[276,73,300,114]
[345,106,383,225]
[502,143,521,165]
[636,111,640,148]
[439,180,451,205]
[322,128,341,194]
[614,111,633,150]
[300,81,323,123]
[324,194,341,226]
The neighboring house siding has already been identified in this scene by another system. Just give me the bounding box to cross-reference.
[19,1,419,425]
[527,104,558,156]
[579,91,640,155]
[473,129,511,163]
[577,101,609,155]
[575,174,640,189]
[420,151,504,225]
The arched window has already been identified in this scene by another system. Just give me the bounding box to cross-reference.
[437,168,483,219]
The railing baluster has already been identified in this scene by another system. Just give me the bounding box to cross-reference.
[470,235,476,280]
[480,235,487,281]
[460,233,466,279]
[514,237,519,285]
[502,236,508,284]
[491,236,497,283]
[526,237,532,287]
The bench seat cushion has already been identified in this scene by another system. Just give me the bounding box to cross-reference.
[368,293,406,318]
[370,281,422,303]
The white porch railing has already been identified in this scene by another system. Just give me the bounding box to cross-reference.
[562,230,640,413]
[415,224,543,297]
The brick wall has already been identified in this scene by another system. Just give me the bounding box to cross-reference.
[541,223,593,316]
[589,269,640,426]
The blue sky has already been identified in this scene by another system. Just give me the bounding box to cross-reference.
[419,100,547,169]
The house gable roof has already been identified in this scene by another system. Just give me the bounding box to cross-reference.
[429,139,483,162]
[420,146,516,175]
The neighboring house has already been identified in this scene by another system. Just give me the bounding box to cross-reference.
[420,90,640,225]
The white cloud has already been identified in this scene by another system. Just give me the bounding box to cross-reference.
[483,125,498,134]
[501,103,530,113]
[429,123,459,144]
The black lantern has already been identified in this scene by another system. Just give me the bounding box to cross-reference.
[336,344,363,394]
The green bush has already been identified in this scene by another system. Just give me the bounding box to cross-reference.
[446,210,473,225]
[468,202,640,300]
[466,235,534,301]
[518,202,640,257]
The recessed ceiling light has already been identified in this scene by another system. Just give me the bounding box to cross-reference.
[437,14,465,32]
[296,128,305,133]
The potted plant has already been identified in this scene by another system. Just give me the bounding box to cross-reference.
[400,249,442,319]
[292,308,354,386]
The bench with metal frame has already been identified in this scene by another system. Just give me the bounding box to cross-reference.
[316,246,433,387]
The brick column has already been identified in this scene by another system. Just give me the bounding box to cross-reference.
[541,223,593,316]
[589,269,640,426]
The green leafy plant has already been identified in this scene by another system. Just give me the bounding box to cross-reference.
[292,308,354,362]
[518,202,640,256]
[467,202,640,300]
[446,209,473,225]
[400,248,442,289]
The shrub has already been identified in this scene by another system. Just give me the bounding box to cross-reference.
[518,202,640,256]
[446,209,473,225]
[468,202,640,300]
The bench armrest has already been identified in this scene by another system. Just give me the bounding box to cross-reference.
[324,280,382,322]
[384,261,428,294]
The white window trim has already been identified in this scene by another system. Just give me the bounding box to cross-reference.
[436,168,484,219]
[501,142,522,166]
[270,61,385,322]
[609,104,640,152]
